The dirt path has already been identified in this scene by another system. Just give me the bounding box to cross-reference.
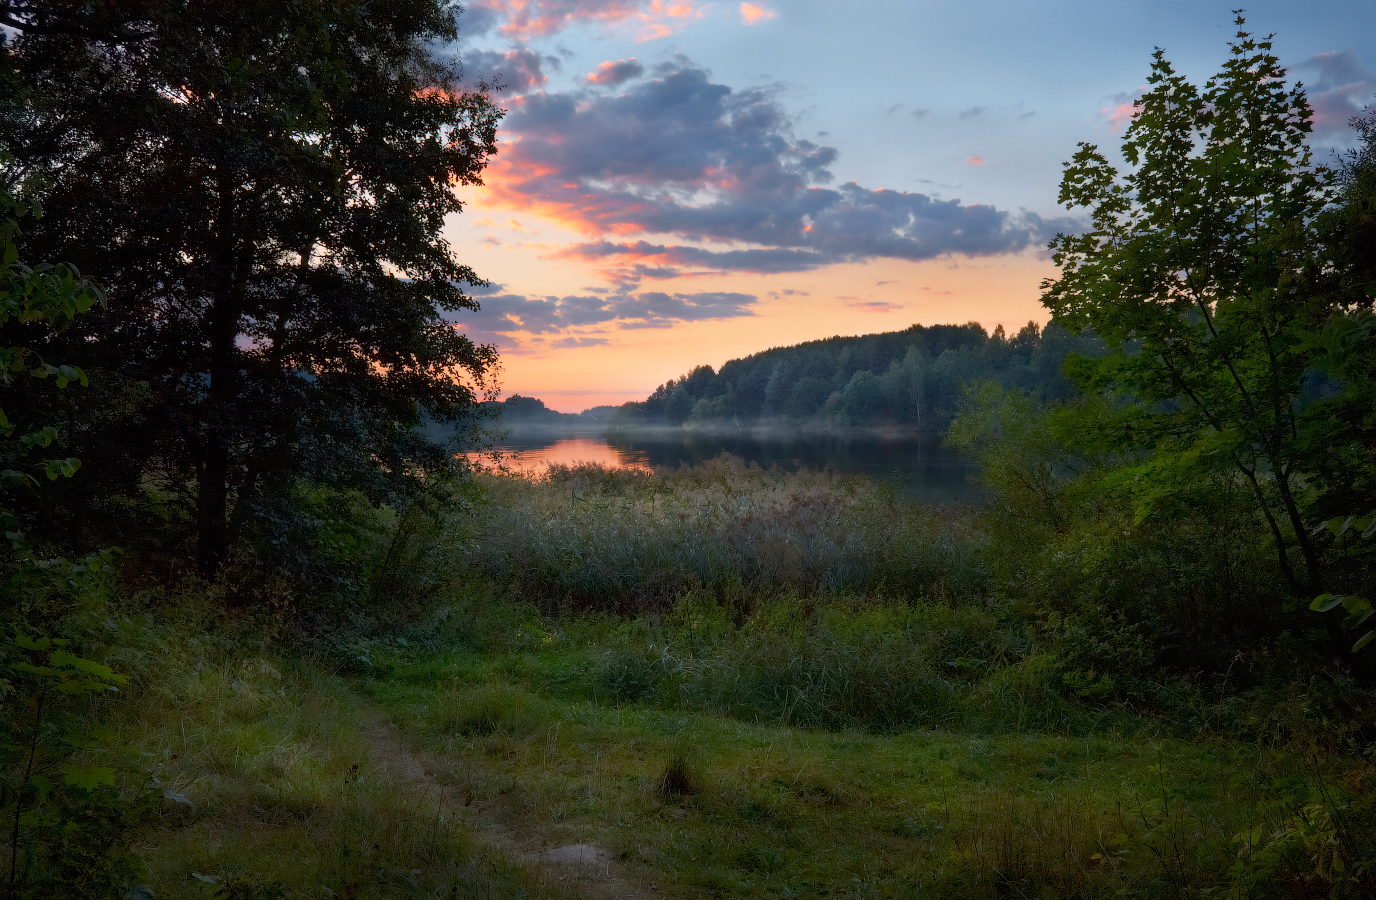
[356,701,661,900]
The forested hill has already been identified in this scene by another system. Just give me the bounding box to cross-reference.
[610,320,1102,432]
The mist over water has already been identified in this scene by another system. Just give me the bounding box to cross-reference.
[482,430,980,504]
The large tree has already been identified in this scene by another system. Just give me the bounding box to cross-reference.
[0,0,501,577]
[1042,17,1375,612]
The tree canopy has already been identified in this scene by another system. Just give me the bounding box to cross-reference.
[610,321,1102,433]
[0,0,501,576]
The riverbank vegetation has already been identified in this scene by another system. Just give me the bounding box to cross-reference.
[2,6,1375,900]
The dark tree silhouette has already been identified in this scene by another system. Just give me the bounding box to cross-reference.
[1,0,501,577]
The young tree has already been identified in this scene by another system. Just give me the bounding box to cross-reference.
[0,0,501,577]
[1041,16,1370,607]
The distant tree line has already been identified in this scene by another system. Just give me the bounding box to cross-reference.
[610,321,1103,432]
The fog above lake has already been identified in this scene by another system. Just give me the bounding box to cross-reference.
[474,428,980,505]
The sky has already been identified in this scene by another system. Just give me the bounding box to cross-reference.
[439,0,1376,412]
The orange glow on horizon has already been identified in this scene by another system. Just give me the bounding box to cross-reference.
[468,439,651,471]
[454,251,1060,413]
[446,145,1063,414]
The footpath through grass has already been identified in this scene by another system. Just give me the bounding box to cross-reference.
[112,588,1323,900]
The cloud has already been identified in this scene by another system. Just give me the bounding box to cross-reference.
[457,4,502,36]
[563,240,828,274]
[847,300,905,313]
[1294,50,1376,139]
[1102,102,1139,133]
[959,106,985,120]
[739,3,775,25]
[470,0,703,41]
[482,59,1061,281]
[588,57,645,86]
[1098,86,1149,133]
[462,48,550,94]
[448,288,759,345]
[615,291,757,326]
[965,156,984,165]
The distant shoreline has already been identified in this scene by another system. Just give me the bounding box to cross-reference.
[495,421,947,440]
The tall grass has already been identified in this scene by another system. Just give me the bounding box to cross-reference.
[458,456,986,612]
[579,593,1086,733]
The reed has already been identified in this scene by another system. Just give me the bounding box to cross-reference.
[458,456,986,612]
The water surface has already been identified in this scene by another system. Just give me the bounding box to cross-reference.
[478,430,980,504]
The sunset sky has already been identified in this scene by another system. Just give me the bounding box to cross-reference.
[440,0,1376,411]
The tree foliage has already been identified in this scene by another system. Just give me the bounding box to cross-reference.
[0,0,501,577]
[1041,16,1376,619]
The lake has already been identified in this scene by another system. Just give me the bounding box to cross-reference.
[473,430,981,504]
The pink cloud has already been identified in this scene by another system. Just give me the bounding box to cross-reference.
[1294,51,1376,140]
[475,60,1059,286]
[739,3,775,25]
[1101,101,1140,133]
[965,156,984,165]
[587,58,645,86]
[475,0,702,41]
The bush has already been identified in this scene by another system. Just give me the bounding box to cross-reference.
[949,384,1305,683]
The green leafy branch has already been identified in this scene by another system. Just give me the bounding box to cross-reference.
[1309,514,1376,651]
[0,185,103,554]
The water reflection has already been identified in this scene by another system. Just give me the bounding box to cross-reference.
[475,438,650,474]
[475,430,980,504]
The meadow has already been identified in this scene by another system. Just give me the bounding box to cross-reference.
[37,458,1370,899]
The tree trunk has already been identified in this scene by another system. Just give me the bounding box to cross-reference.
[197,164,242,579]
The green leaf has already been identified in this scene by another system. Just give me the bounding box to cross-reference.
[50,649,127,685]
[1310,594,1344,612]
[63,765,115,791]
[42,457,80,480]
[0,470,37,488]
[1341,595,1373,617]
[13,634,49,652]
